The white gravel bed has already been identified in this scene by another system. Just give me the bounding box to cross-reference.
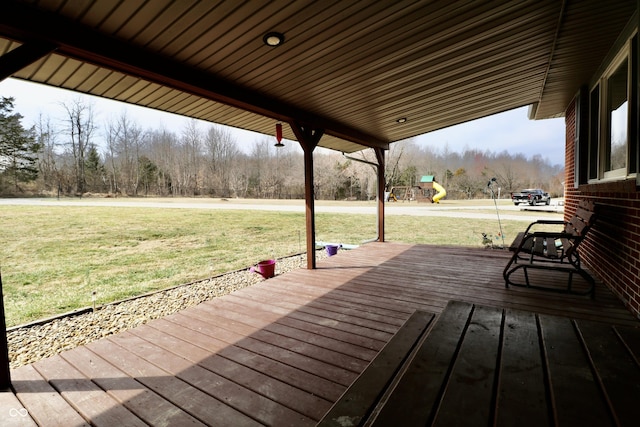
[8,251,327,369]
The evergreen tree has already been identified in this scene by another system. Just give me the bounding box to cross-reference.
[84,144,106,192]
[0,97,40,192]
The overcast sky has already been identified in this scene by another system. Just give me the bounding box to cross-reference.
[1,78,566,166]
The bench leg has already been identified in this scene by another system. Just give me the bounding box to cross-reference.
[504,263,595,297]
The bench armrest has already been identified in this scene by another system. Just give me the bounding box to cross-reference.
[523,219,566,234]
[529,231,575,239]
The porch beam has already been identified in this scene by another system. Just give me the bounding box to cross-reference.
[291,122,324,269]
[374,148,386,242]
[0,42,57,81]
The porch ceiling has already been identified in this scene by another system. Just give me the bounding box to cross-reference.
[0,0,635,152]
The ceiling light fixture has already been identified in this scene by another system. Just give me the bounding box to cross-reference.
[396,117,407,123]
[263,32,285,47]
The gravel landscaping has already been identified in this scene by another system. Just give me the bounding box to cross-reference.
[7,251,326,369]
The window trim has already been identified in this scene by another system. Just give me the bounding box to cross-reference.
[601,50,629,179]
[588,32,638,184]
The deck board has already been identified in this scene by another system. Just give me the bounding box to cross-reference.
[33,356,148,427]
[327,300,640,426]
[60,346,206,427]
[10,364,88,427]
[189,303,375,364]
[149,317,344,402]
[87,337,262,427]
[2,242,639,426]
[432,305,502,426]
[107,331,317,427]
[539,316,615,426]
[0,388,38,426]
[496,309,550,427]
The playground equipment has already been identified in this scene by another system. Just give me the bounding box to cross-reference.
[386,176,447,203]
[419,175,446,203]
[431,181,447,203]
[386,186,413,202]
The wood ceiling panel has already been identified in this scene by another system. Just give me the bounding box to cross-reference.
[54,61,85,85]
[60,62,103,89]
[178,98,216,118]
[75,1,123,29]
[296,28,553,122]
[94,1,148,34]
[176,1,275,65]
[88,72,128,97]
[101,74,146,100]
[21,54,67,83]
[219,0,411,84]
[73,67,115,93]
[144,88,187,111]
[112,79,156,103]
[157,91,199,113]
[330,49,550,120]
[195,0,342,73]
[48,0,93,21]
[252,0,553,97]
[109,1,174,40]
[127,0,200,47]
[129,84,173,107]
[249,9,556,130]
[137,1,225,54]
[1,0,636,152]
[155,1,250,61]
[533,0,636,119]
[0,39,19,55]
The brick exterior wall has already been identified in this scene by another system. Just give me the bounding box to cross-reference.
[565,100,640,319]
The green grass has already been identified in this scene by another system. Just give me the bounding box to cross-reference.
[0,202,553,326]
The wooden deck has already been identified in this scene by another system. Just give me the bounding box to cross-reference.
[318,301,640,426]
[1,242,638,426]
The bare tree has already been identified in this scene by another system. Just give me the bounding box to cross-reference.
[104,119,119,195]
[117,113,144,195]
[35,114,60,193]
[61,98,96,195]
[145,129,178,195]
[203,124,240,196]
[180,120,203,195]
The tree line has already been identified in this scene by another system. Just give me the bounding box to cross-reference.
[1,96,564,200]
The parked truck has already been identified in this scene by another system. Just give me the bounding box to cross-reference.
[510,188,551,206]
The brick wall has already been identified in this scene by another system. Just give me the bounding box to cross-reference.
[565,100,640,319]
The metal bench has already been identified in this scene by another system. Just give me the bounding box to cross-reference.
[503,199,597,297]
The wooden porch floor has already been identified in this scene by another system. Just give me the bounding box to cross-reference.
[1,242,638,426]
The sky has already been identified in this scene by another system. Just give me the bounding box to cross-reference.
[0,78,567,166]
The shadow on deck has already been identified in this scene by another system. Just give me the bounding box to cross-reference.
[2,242,639,426]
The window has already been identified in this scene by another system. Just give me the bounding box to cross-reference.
[587,33,638,182]
[604,57,628,177]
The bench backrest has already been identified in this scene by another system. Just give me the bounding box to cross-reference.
[562,199,596,257]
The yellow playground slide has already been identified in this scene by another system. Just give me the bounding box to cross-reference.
[432,181,446,203]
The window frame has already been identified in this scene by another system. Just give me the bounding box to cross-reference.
[588,32,638,184]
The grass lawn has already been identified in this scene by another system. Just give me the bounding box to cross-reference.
[0,200,548,326]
